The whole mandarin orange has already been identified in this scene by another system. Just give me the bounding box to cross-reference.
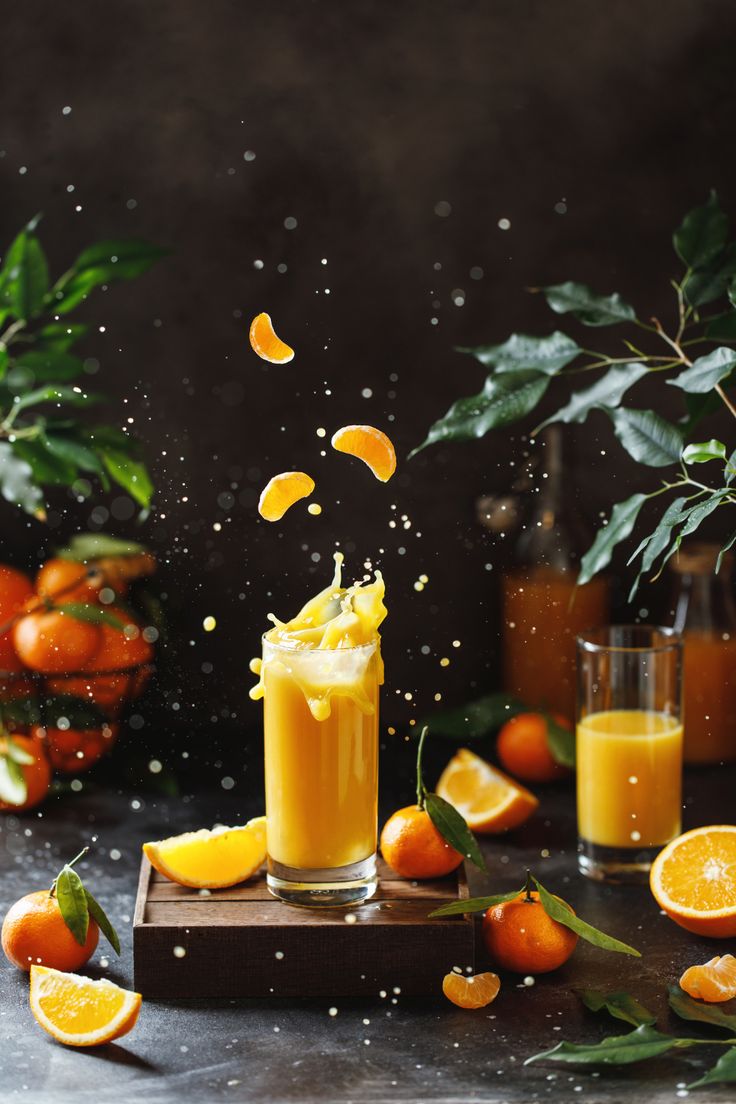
[34,723,118,773]
[86,608,153,673]
[0,734,51,812]
[482,889,578,973]
[380,804,463,879]
[496,712,571,784]
[35,558,99,603]
[0,564,34,675]
[12,604,101,674]
[2,889,99,971]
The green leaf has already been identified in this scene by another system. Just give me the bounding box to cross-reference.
[717,530,736,573]
[409,370,549,456]
[423,693,524,740]
[101,448,154,508]
[537,362,649,430]
[4,737,35,766]
[705,311,736,342]
[669,347,736,394]
[13,384,103,414]
[544,714,575,768]
[51,240,167,315]
[628,496,688,600]
[15,350,84,383]
[58,602,124,629]
[84,889,121,955]
[525,1024,688,1067]
[682,439,727,464]
[0,441,45,517]
[56,532,148,561]
[677,492,730,545]
[575,988,657,1028]
[423,792,487,873]
[0,697,42,727]
[689,1047,736,1089]
[668,985,736,1033]
[540,282,636,327]
[578,493,647,586]
[0,751,28,805]
[1,225,49,319]
[684,245,736,308]
[429,887,523,919]
[11,440,77,486]
[55,866,89,947]
[458,331,581,374]
[680,391,724,434]
[609,408,684,467]
[42,433,104,475]
[532,877,640,956]
[673,191,728,268]
[731,277,736,309]
[83,425,141,455]
[36,322,90,352]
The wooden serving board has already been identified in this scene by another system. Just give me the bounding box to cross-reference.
[133,856,474,998]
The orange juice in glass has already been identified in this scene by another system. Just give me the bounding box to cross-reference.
[250,554,384,906]
[576,626,683,883]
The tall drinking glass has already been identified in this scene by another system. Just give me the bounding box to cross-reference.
[576,625,683,882]
[262,637,380,907]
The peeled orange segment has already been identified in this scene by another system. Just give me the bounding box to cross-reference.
[331,425,397,483]
[442,970,500,1009]
[249,312,295,364]
[30,965,141,1047]
[680,955,736,1002]
[258,471,315,522]
[143,824,267,889]
[650,825,736,938]
[436,748,538,833]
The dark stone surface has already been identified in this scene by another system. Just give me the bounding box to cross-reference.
[2,773,736,1103]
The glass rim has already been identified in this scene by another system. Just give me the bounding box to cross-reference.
[261,632,379,655]
[576,623,682,655]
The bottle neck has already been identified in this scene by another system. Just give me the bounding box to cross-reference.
[673,570,736,633]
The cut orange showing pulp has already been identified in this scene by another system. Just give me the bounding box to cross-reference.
[436,748,538,833]
[650,826,736,937]
[249,312,295,363]
[331,424,397,483]
[143,819,267,889]
[680,955,736,1003]
[443,970,500,1009]
[30,965,141,1047]
[258,471,315,522]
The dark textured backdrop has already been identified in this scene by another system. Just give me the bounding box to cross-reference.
[1,0,735,784]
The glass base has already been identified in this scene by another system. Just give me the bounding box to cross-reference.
[577,839,665,883]
[267,853,378,907]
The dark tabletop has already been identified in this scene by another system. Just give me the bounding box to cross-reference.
[2,771,736,1104]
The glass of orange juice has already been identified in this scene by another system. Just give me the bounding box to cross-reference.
[576,625,683,883]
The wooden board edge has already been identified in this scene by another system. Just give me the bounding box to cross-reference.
[133,853,152,928]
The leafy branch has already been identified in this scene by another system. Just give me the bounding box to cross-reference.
[411,191,736,593]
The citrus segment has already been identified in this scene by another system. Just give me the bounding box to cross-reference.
[143,823,266,888]
[650,826,736,937]
[331,425,397,483]
[249,313,295,364]
[442,970,500,1009]
[680,955,736,1002]
[258,471,315,522]
[436,748,538,833]
[29,965,141,1047]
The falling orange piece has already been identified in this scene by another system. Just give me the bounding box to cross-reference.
[331,424,397,483]
[258,471,315,522]
[249,313,295,364]
[680,955,736,1002]
[442,970,501,1009]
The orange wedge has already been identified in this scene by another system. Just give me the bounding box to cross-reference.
[258,471,315,522]
[249,312,295,363]
[680,955,736,1002]
[143,821,267,889]
[30,965,141,1047]
[650,825,736,937]
[331,425,397,483]
[436,748,538,833]
[442,970,500,1009]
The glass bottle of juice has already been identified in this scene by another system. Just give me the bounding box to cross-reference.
[670,542,736,763]
[501,427,609,723]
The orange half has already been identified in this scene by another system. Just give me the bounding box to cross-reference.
[249,313,295,364]
[650,825,736,937]
[331,425,397,483]
[30,966,141,1047]
[436,748,538,833]
[443,971,500,1009]
[258,471,315,522]
[680,955,736,1002]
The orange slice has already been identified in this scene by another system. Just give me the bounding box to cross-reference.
[680,955,736,1002]
[143,822,267,889]
[436,748,538,833]
[249,313,295,363]
[442,970,500,1009]
[331,425,397,483]
[30,965,141,1047]
[258,471,315,522]
[650,825,736,937]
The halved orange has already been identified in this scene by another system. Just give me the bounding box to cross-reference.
[258,471,315,522]
[331,425,397,483]
[143,822,267,889]
[680,955,736,1002]
[650,825,736,937]
[30,965,141,1047]
[436,748,538,833]
[443,970,500,1009]
[249,313,295,364]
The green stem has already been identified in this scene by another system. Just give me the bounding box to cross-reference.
[0,317,27,351]
[49,845,89,897]
[416,725,429,809]
[523,868,535,901]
